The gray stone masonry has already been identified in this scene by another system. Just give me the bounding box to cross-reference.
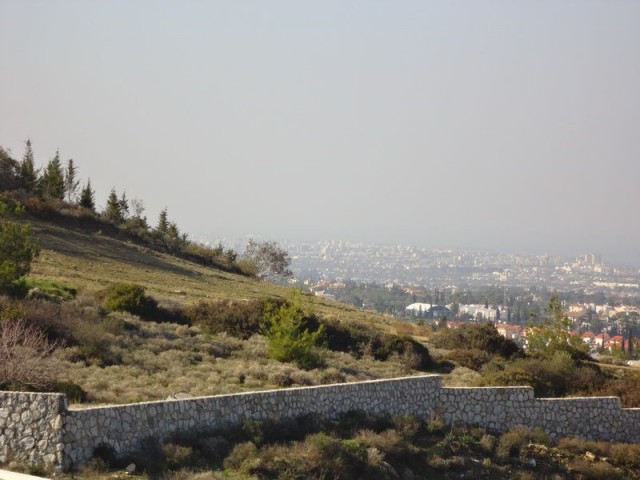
[0,391,66,467]
[1,375,639,471]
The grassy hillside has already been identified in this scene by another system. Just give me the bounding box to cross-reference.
[16,217,432,405]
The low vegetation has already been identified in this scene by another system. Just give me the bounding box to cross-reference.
[55,412,640,479]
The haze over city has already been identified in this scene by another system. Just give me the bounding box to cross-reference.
[1,1,639,266]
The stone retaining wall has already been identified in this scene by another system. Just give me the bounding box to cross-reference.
[0,391,66,466]
[1,375,640,471]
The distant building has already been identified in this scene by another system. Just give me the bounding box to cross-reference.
[496,324,523,344]
[405,303,454,319]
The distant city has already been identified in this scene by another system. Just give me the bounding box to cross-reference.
[284,240,639,293]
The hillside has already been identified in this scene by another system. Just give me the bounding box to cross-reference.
[4,217,640,479]
[14,216,432,405]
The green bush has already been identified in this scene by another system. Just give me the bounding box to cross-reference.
[0,219,39,297]
[435,322,521,359]
[263,291,324,370]
[446,348,492,371]
[103,283,157,318]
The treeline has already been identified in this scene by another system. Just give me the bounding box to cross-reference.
[0,140,289,277]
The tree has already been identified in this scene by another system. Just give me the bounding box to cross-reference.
[119,191,130,219]
[0,147,20,192]
[0,317,58,389]
[526,296,588,359]
[263,290,324,369]
[79,179,96,211]
[156,208,169,236]
[0,219,39,295]
[241,239,292,279]
[41,150,65,199]
[130,198,145,219]
[19,139,39,192]
[64,158,80,203]
[103,188,123,223]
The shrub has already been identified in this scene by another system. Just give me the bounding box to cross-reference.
[446,348,492,371]
[52,380,88,403]
[610,443,640,468]
[103,282,158,318]
[435,322,521,359]
[568,458,623,480]
[0,317,59,390]
[557,437,611,458]
[185,299,264,339]
[366,334,433,371]
[263,291,324,370]
[0,219,39,297]
[495,426,531,462]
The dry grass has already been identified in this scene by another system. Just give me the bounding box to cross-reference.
[54,313,423,405]
[18,219,445,405]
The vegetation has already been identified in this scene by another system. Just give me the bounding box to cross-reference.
[66,412,640,479]
[102,283,158,319]
[0,199,39,297]
[240,238,292,279]
[262,290,325,369]
[2,138,640,476]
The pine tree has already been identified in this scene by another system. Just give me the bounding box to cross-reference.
[119,191,129,219]
[64,159,80,203]
[156,208,169,236]
[79,179,95,211]
[19,139,39,192]
[104,188,123,223]
[41,150,65,199]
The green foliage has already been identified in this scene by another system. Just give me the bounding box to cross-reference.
[0,146,20,192]
[446,348,493,371]
[64,158,80,203]
[41,150,65,199]
[526,295,588,359]
[263,290,324,369]
[24,278,77,301]
[19,139,39,192]
[103,188,124,223]
[435,322,521,359]
[79,178,96,211]
[102,282,158,318]
[0,219,39,296]
[156,207,169,235]
[479,350,606,397]
[367,334,433,370]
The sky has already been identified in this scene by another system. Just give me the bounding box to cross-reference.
[1,1,639,267]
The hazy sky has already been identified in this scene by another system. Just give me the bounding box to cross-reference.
[1,1,639,266]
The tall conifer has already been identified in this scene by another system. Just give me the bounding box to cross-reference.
[19,139,39,192]
[79,179,95,211]
[64,159,80,203]
[41,150,65,199]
